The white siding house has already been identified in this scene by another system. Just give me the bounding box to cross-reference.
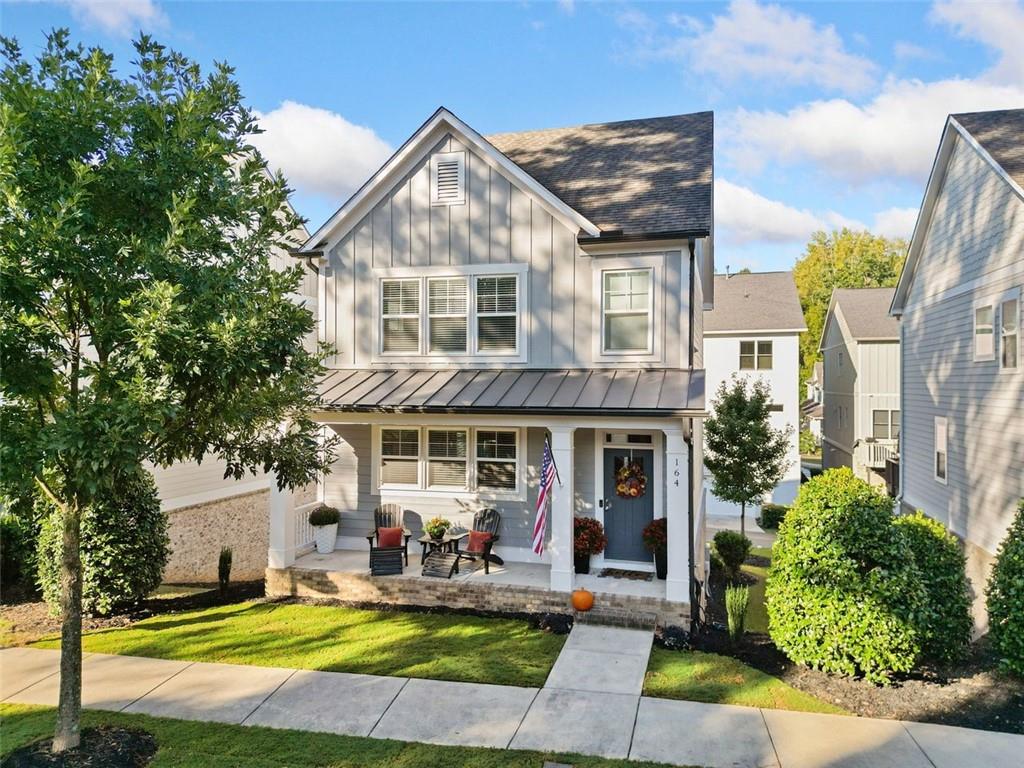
[890,108,1024,632]
[703,271,806,515]
[819,288,901,486]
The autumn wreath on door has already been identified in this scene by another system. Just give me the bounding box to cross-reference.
[615,458,648,498]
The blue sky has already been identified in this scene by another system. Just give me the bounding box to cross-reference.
[5,0,1023,271]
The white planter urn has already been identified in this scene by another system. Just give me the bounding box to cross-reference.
[313,523,338,554]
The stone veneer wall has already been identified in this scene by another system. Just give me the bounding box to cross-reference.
[163,490,269,582]
[265,566,690,627]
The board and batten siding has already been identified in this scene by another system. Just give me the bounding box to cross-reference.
[821,313,856,466]
[855,341,900,440]
[320,133,688,370]
[901,133,1024,556]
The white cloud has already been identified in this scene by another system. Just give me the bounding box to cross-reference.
[892,41,935,61]
[250,101,393,201]
[62,0,167,36]
[715,179,827,245]
[557,0,575,15]
[872,207,919,239]
[932,0,1024,85]
[724,76,1024,184]
[619,0,877,94]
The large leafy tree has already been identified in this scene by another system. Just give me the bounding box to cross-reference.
[0,31,334,750]
[794,229,906,385]
[705,377,792,538]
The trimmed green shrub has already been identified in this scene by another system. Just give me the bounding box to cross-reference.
[1,512,39,598]
[766,468,926,684]
[38,470,169,616]
[725,584,749,640]
[895,512,971,663]
[308,504,340,526]
[799,429,819,455]
[986,500,1024,677]
[756,503,788,530]
[712,530,752,582]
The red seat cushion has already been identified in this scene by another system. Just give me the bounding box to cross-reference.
[466,530,492,554]
[377,526,403,547]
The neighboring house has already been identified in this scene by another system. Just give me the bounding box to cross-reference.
[702,271,806,514]
[269,107,715,613]
[151,200,318,583]
[801,362,824,446]
[890,108,1024,632]
[819,287,901,486]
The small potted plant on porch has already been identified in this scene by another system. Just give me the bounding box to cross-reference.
[643,517,667,580]
[424,516,452,541]
[573,516,607,575]
[309,504,340,554]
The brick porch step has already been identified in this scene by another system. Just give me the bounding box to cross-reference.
[573,606,657,630]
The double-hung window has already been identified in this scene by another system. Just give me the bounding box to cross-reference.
[476,430,518,491]
[380,429,420,486]
[740,340,773,370]
[476,275,518,353]
[427,429,468,489]
[872,409,900,440]
[428,278,468,353]
[1001,297,1019,370]
[934,416,948,483]
[974,305,995,360]
[602,268,652,353]
[381,279,420,354]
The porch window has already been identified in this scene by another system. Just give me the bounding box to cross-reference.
[475,275,518,353]
[934,416,948,483]
[602,268,652,353]
[1001,297,1019,370]
[427,429,468,489]
[740,340,773,370]
[381,279,420,353]
[974,305,994,360]
[380,429,420,486]
[476,430,518,491]
[428,277,468,354]
[872,409,899,440]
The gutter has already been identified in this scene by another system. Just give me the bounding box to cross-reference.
[577,228,710,246]
[289,248,323,276]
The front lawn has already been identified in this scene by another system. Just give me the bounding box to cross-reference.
[643,647,846,714]
[0,704,687,768]
[741,546,771,634]
[34,601,564,687]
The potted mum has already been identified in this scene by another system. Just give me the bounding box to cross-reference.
[642,517,667,579]
[308,504,340,554]
[424,516,451,541]
[573,516,607,574]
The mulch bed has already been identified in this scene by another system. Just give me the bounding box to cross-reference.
[2,726,156,767]
[700,560,1024,734]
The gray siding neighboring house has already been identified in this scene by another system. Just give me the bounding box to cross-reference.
[891,108,1024,633]
[819,288,901,485]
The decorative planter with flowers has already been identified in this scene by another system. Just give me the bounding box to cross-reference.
[642,517,668,580]
[573,516,608,574]
[424,516,452,541]
[308,504,340,554]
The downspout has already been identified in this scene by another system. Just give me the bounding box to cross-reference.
[688,239,696,366]
[686,423,699,633]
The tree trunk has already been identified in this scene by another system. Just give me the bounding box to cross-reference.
[740,501,746,539]
[53,500,83,752]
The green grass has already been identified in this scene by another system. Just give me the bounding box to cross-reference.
[33,602,564,687]
[644,648,846,714]
[0,704,693,768]
[742,546,772,635]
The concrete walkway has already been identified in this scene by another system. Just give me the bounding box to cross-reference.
[2,646,1022,768]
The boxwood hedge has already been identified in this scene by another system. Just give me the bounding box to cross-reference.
[986,500,1024,677]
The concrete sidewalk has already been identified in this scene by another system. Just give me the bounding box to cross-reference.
[2,645,1022,768]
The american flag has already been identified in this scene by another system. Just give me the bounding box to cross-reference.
[532,436,560,555]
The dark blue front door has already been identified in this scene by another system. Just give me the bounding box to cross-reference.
[603,448,654,562]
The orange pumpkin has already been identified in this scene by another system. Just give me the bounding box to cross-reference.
[571,588,595,612]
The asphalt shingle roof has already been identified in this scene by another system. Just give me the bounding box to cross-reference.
[487,112,713,238]
[954,108,1024,190]
[704,271,806,333]
[832,287,900,341]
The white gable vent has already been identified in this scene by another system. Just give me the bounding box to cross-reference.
[431,151,466,206]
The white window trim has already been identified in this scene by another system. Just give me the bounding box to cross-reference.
[427,276,469,355]
[973,300,996,362]
[592,254,664,363]
[425,427,470,491]
[739,339,774,371]
[600,267,654,355]
[378,427,423,489]
[373,264,528,363]
[372,426,526,501]
[998,289,1020,373]
[474,429,521,493]
[430,151,466,206]
[380,278,423,356]
[934,416,948,485]
[474,274,520,356]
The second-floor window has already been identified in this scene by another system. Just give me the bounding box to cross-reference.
[428,278,468,353]
[476,275,518,353]
[872,409,900,440]
[934,416,948,483]
[974,304,995,360]
[1001,297,1019,370]
[381,279,420,353]
[740,340,773,370]
[602,268,653,353]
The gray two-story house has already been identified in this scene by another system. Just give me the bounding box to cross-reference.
[265,108,715,620]
[891,108,1023,632]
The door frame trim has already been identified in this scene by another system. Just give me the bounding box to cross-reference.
[592,429,664,571]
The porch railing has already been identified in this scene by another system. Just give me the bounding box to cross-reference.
[293,501,319,552]
[856,440,898,470]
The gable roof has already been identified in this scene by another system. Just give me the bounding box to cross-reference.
[827,287,899,344]
[486,111,713,239]
[703,271,806,333]
[891,108,1024,315]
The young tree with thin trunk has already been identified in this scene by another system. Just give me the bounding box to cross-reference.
[704,377,792,538]
[0,31,335,751]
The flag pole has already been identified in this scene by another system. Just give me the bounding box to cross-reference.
[545,433,563,486]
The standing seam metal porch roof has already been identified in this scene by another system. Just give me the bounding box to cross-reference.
[316,368,705,416]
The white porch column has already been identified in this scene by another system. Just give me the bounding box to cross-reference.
[268,480,296,569]
[548,426,576,593]
[664,425,691,604]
